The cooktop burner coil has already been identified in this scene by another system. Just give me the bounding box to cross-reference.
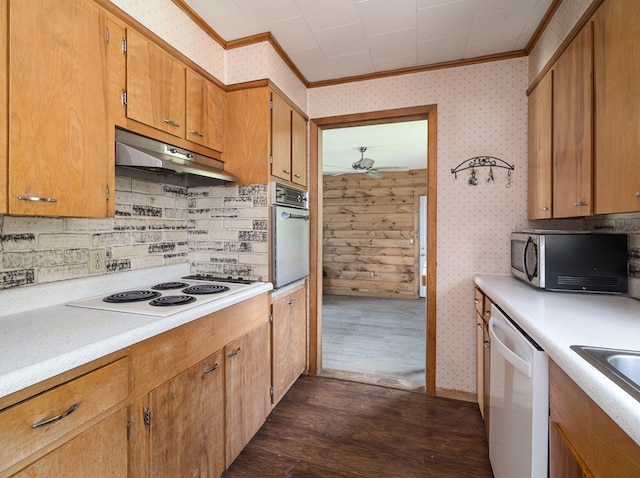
[152,282,189,290]
[103,290,161,303]
[149,295,197,307]
[182,284,230,295]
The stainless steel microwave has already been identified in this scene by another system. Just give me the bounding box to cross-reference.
[510,231,628,293]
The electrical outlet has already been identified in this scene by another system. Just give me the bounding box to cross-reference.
[370,271,375,277]
[89,249,106,274]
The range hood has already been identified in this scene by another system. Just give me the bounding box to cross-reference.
[115,128,237,187]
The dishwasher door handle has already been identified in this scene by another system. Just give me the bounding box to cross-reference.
[489,316,532,377]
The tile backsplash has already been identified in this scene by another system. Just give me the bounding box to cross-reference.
[0,176,269,290]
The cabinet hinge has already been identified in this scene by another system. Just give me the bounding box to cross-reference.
[105,26,110,45]
[269,313,273,323]
[121,38,127,54]
[269,100,273,110]
[106,185,110,201]
[121,90,127,106]
[127,420,130,440]
[270,386,274,398]
[269,155,273,165]
[144,408,151,428]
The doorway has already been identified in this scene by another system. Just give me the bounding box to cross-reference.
[307,105,438,395]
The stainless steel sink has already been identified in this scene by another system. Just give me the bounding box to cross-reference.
[571,345,640,402]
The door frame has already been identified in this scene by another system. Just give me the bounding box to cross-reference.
[308,105,438,395]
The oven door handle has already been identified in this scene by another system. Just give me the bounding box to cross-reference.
[280,211,310,221]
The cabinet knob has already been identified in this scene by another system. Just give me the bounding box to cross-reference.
[636,192,640,197]
[540,207,549,211]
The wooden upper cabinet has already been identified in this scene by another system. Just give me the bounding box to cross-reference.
[126,28,185,138]
[186,69,225,152]
[0,0,7,215]
[291,110,308,187]
[8,0,112,217]
[527,70,553,219]
[271,92,293,183]
[552,22,593,218]
[593,0,640,214]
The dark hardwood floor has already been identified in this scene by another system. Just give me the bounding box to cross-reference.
[223,375,493,478]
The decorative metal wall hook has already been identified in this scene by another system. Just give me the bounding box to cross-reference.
[451,156,515,186]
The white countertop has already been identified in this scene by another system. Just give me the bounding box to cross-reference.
[474,274,640,446]
[0,264,273,400]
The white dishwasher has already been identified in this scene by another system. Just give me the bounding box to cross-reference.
[488,304,548,478]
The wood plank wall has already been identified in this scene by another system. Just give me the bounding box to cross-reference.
[322,170,427,298]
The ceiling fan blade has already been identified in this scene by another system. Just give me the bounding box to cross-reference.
[365,170,383,179]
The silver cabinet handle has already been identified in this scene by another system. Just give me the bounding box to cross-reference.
[636,192,640,197]
[294,174,301,178]
[189,130,203,137]
[282,169,290,174]
[203,362,220,375]
[162,118,181,127]
[18,196,57,203]
[227,347,242,358]
[573,201,589,206]
[32,402,80,428]
[474,298,480,304]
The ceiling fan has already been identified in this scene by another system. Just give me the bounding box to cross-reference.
[330,146,410,179]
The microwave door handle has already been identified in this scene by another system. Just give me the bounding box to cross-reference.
[280,212,310,221]
[488,317,533,377]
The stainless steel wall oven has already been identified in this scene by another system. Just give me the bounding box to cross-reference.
[271,183,310,288]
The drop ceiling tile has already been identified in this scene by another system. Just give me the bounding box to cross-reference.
[269,16,317,52]
[295,0,360,32]
[374,54,418,72]
[357,0,417,36]
[417,1,475,42]
[514,0,553,49]
[473,0,536,15]
[289,46,333,72]
[367,29,416,61]
[467,6,531,50]
[185,0,239,19]
[417,34,466,64]
[234,0,300,26]
[202,8,258,40]
[314,23,369,58]
[326,50,375,78]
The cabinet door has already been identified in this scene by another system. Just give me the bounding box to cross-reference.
[12,408,128,477]
[149,351,225,478]
[271,294,292,406]
[553,23,593,218]
[225,322,271,467]
[593,0,640,214]
[126,28,185,138]
[291,110,308,187]
[528,70,553,219]
[0,0,7,214]
[549,421,593,478]
[186,70,225,152]
[289,287,307,381]
[8,0,111,217]
[271,92,292,182]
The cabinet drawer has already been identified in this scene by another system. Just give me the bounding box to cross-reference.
[0,358,129,472]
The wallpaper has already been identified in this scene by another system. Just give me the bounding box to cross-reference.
[308,58,530,395]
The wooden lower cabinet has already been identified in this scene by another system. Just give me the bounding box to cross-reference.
[474,288,491,436]
[148,351,225,478]
[11,408,128,478]
[225,322,271,467]
[549,360,640,477]
[271,284,307,406]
